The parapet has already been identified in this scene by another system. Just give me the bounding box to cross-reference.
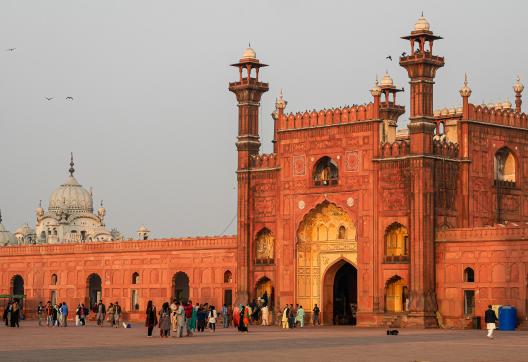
[0,235,238,256]
[432,138,459,159]
[277,103,376,131]
[250,153,279,170]
[466,103,528,128]
[380,140,410,158]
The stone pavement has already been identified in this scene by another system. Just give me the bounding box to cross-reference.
[0,322,526,362]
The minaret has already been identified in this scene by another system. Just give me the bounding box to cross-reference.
[399,15,444,327]
[513,76,524,113]
[272,90,287,153]
[229,46,269,304]
[377,72,405,143]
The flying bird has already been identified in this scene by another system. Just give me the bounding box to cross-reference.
[6,48,15,52]
[401,52,407,57]
[386,55,392,61]
[401,87,405,92]
[65,96,74,100]
[45,97,54,101]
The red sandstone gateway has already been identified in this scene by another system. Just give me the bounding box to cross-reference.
[1,16,528,329]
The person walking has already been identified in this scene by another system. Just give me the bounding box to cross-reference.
[222,304,229,328]
[196,305,207,332]
[107,303,115,327]
[2,301,10,326]
[145,300,157,337]
[313,304,320,326]
[296,305,305,327]
[52,304,59,326]
[96,300,106,327]
[288,304,295,329]
[10,300,20,328]
[175,302,185,338]
[45,301,53,327]
[170,299,178,334]
[37,302,44,327]
[159,302,171,337]
[485,305,498,339]
[238,304,249,332]
[261,305,270,326]
[282,305,289,329]
[208,305,218,332]
[60,302,68,327]
[184,300,193,336]
[75,304,82,326]
[114,302,121,328]
[190,302,198,333]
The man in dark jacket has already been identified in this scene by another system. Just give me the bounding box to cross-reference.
[485,305,498,339]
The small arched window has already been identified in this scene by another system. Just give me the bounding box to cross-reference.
[224,270,233,283]
[132,272,140,284]
[464,267,475,282]
[495,148,516,185]
[338,226,346,240]
[313,156,338,186]
[385,223,408,261]
[51,274,58,285]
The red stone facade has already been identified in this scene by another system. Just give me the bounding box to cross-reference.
[0,237,237,321]
[1,18,528,328]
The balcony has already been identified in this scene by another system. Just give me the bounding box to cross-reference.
[384,255,409,263]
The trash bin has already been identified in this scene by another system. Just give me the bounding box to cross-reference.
[498,306,517,331]
[472,316,481,329]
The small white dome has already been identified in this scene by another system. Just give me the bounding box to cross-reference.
[514,76,524,93]
[448,107,456,115]
[440,108,449,116]
[415,15,430,32]
[502,99,512,109]
[242,47,256,59]
[138,225,150,233]
[15,224,35,236]
[380,72,394,87]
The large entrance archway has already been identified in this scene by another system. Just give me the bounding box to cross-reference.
[323,260,357,325]
[172,272,189,302]
[87,273,102,309]
[296,201,357,324]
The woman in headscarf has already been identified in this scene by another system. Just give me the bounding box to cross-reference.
[232,304,240,328]
[145,300,157,337]
[158,302,171,337]
[237,304,248,332]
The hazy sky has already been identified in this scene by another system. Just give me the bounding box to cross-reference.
[0,1,526,238]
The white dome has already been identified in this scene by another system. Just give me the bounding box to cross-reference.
[15,224,35,236]
[415,15,430,32]
[49,175,93,214]
[380,73,394,87]
[242,47,256,59]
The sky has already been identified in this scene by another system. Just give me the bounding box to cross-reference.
[0,0,526,239]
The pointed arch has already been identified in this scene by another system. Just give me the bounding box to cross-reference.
[313,156,339,186]
[255,228,274,264]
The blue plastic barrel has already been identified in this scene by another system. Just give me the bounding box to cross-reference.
[498,306,517,331]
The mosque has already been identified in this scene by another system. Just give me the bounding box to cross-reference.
[1,16,528,329]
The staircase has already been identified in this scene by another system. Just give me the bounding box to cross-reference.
[382,314,403,328]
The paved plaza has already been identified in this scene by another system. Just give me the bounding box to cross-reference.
[0,322,527,362]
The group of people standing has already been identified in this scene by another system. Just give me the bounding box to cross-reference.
[145,299,219,337]
[94,300,122,327]
[39,301,70,327]
[2,299,22,327]
[281,304,308,328]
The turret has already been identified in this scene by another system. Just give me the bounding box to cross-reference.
[376,73,405,143]
[229,46,269,169]
[400,14,445,154]
[513,76,524,113]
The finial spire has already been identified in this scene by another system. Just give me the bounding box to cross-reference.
[69,152,75,176]
[39,200,42,208]
[100,200,104,207]
[464,72,468,86]
[421,11,424,16]
[0,209,2,224]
